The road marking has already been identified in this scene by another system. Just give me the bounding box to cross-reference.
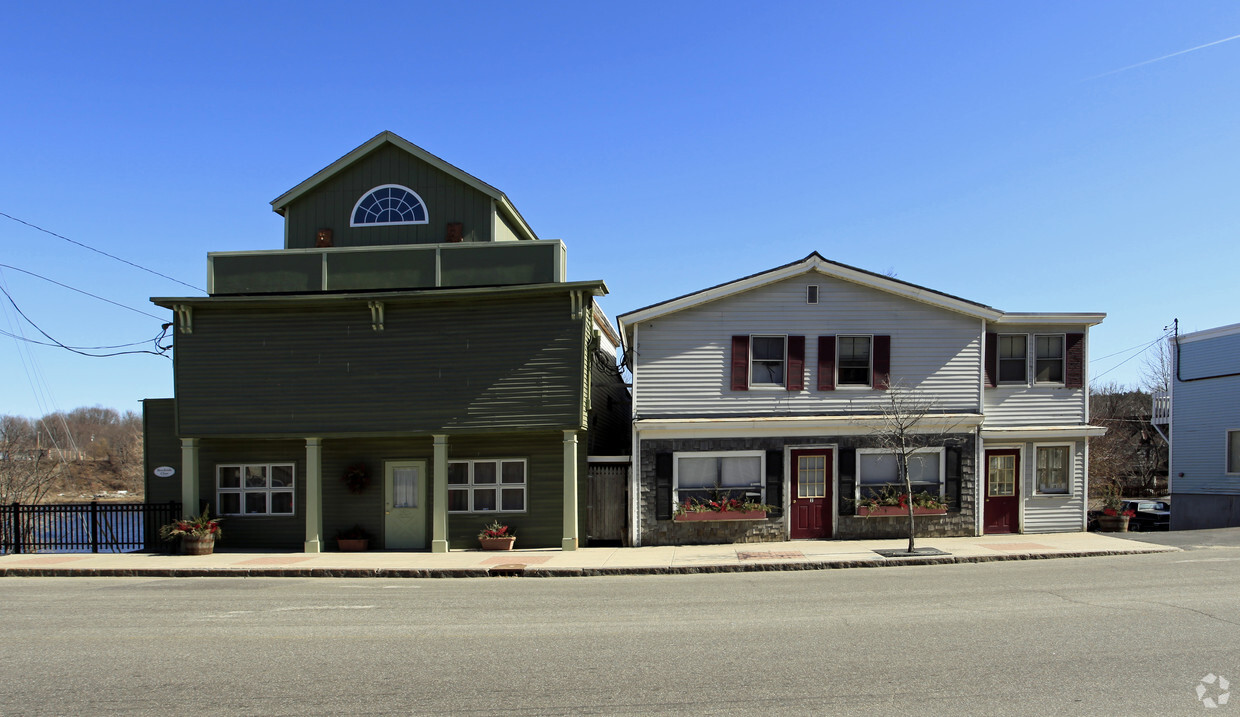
[1173,557,1240,563]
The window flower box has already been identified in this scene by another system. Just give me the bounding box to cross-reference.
[857,506,948,518]
[674,510,768,522]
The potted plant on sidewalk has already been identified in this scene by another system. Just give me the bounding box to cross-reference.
[159,506,222,555]
[478,520,516,550]
[336,524,372,551]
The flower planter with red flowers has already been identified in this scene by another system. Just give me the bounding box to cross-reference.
[674,510,768,522]
[857,506,948,517]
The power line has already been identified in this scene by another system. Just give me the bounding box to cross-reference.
[1089,332,1171,363]
[1090,331,1170,385]
[0,263,167,321]
[0,210,204,293]
[0,283,170,359]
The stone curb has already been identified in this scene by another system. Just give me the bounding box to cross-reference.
[0,546,1173,579]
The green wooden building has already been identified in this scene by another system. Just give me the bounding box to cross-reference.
[144,131,627,552]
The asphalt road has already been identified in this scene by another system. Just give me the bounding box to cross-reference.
[2,535,1239,716]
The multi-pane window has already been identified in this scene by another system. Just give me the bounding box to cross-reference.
[1035,445,1071,494]
[998,335,1028,383]
[674,452,764,505]
[447,459,526,513]
[797,454,827,499]
[838,336,872,386]
[988,454,1016,497]
[217,464,295,515]
[750,336,786,387]
[856,449,943,500]
[350,184,428,226]
[1035,335,1065,384]
[1228,431,1240,474]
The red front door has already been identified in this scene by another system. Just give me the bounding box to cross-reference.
[984,449,1020,534]
[790,449,832,539]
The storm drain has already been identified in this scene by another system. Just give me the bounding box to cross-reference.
[488,564,528,576]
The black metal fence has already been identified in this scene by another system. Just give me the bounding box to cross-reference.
[0,501,182,554]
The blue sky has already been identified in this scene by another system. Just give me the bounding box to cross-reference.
[3,1,1238,418]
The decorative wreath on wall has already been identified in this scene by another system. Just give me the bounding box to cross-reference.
[342,463,371,494]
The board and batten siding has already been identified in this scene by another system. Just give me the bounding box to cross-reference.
[632,273,983,416]
[174,293,586,437]
[284,143,495,249]
[982,323,1089,427]
[1173,331,1240,495]
[1016,440,1087,533]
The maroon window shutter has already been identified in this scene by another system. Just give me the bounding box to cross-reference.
[787,336,805,391]
[817,336,836,391]
[984,332,998,388]
[873,335,891,390]
[731,335,750,391]
[1065,333,1085,388]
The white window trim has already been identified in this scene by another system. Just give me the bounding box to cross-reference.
[807,285,819,305]
[836,334,874,390]
[349,183,430,227]
[854,447,945,503]
[1033,333,1066,386]
[1226,430,1240,475]
[216,463,296,516]
[1032,443,1075,496]
[446,458,527,514]
[997,333,1029,386]
[672,450,766,506]
[748,334,787,389]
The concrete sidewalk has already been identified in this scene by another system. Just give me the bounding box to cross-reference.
[0,532,1176,578]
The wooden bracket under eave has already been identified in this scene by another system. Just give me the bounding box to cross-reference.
[173,305,193,334]
[368,301,385,332]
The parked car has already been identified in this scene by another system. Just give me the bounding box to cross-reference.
[1123,500,1170,531]
[1087,499,1171,532]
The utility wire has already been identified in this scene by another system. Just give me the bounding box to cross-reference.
[0,283,170,359]
[0,327,162,350]
[1089,332,1172,363]
[0,263,167,321]
[1090,332,1170,385]
[0,210,204,293]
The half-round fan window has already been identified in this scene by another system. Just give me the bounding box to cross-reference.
[350,184,429,226]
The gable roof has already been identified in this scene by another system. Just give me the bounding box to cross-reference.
[617,252,1004,330]
[269,131,540,241]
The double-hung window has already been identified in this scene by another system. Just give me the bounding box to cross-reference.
[1227,431,1240,474]
[1034,335,1065,384]
[217,463,295,515]
[673,451,765,506]
[855,449,944,501]
[447,459,527,513]
[838,336,872,386]
[750,336,786,387]
[998,334,1027,383]
[1034,445,1071,495]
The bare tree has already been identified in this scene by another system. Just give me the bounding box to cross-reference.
[1089,382,1167,496]
[870,385,962,554]
[1139,337,1173,394]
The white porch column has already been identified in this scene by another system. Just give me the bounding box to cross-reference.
[304,437,323,553]
[431,434,449,553]
[562,430,579,551]
[180,438,199,517]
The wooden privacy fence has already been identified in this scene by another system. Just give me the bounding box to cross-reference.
[0,501,182,554]
[587,460,629,544]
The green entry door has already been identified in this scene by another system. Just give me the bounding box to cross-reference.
[385,460,427,550]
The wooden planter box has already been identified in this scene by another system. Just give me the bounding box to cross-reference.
[1096,515,1129,532]
[182,536,216,555]
[857,506,948,518]
[479,536,516,550]
[337,538,369,551]
[674,510,768,522]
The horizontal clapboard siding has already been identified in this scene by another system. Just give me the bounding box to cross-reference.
[175,293,584,436]
[284,143,494,249]
[1019,440,1086,533]
[1173,333,1240,495]
[633,273,982,416]
[196,438,307,550]
[983,323,1090,427]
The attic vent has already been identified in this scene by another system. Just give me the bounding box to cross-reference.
[807,285,819,304]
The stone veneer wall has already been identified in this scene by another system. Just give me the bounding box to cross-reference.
[638,433,977,546]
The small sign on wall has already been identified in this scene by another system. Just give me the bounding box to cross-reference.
[154,466,176,478]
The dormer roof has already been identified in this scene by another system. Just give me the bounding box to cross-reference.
[269,130,539,242]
